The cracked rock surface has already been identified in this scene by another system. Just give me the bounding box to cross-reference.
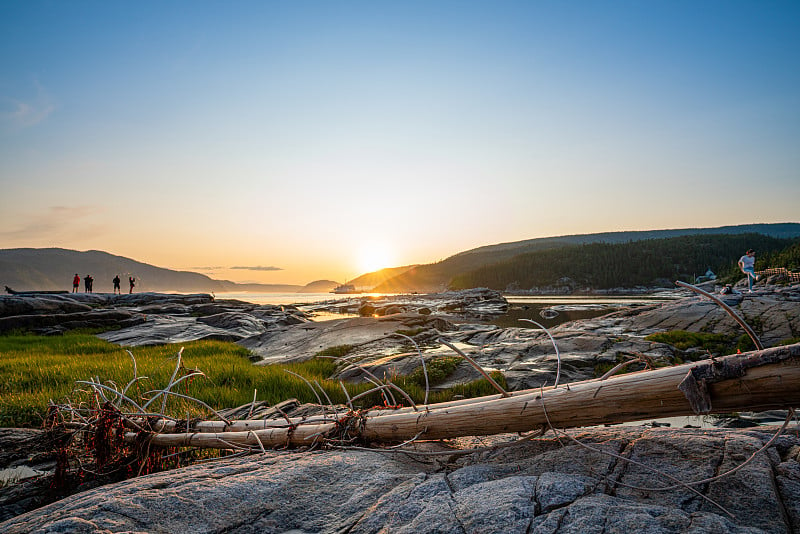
[2,426,798,533]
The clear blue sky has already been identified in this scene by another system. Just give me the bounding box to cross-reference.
[1,1,798,285]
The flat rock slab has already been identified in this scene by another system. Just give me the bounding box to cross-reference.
[583,285,800,346]
[306,287,509,318]
[241,313,456,364]
[0,293,215,318]
[2,426,798,533]
[98,313,270,346]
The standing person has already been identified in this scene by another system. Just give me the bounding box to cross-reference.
[112,275,121,294]
[87,275,94,293]
[129,276,135,294]
[738,249,759,293]
[72,274,80,293]
[83,275,91,293]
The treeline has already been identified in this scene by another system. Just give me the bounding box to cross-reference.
[758,241,800,272]
[448,233,799,291]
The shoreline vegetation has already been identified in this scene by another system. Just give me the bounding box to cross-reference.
[0,332,505,429]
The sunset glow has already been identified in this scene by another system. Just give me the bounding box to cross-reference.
[356,242,395,276]
[0,2,798,285]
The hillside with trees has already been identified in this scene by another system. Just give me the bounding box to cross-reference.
[758,241,800,272]
[372,223,800,292]
[448,234,798,291]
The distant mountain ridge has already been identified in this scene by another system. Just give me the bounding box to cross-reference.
[4,223,798,294]
[371,223,800,292]
[0,248,305,294]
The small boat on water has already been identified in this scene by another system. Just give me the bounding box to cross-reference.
[331,284,360,294]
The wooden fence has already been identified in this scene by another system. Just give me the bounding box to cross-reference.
[756,267,800,283]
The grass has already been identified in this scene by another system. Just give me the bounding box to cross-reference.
[406,356,461,387]
[645,330,755,358]
[0,333,507,428]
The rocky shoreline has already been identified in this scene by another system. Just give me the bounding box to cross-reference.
[1,284,799,532]
[2,424,799,533]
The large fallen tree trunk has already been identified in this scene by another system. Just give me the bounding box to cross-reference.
[125,343,800,450]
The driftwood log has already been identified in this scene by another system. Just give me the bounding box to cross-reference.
[124,342,800,450]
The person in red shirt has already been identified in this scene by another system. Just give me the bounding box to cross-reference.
[72,274,80,293]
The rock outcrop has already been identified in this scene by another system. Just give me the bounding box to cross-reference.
[1,285,799,531]
[0,292,310,344]
[2,425,799,533]
[5,286,795,393]
[258,285,800,393]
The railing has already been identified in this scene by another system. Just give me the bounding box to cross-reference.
[755,267,800,283]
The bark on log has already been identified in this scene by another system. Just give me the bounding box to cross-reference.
[126,343,800,450]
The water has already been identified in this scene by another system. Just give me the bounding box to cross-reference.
[497,295,677,329]
[214,292,677,327]
[214,292,353,306]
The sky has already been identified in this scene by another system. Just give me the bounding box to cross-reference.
[1,1,798,286]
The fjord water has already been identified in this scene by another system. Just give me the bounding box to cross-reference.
[215,292,677,327]
[214,292,351,306]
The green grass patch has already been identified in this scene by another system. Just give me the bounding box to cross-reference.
[406,356,461,387]
[645,330,754,358]
[1,333,508,428]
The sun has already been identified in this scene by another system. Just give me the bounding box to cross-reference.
[356,242,394,274]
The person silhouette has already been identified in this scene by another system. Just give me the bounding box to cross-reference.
[129,276,135,294]
[112,275,121,294]
[83,275,91,293]
[737,249,759,293]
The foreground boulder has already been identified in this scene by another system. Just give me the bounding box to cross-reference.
[1,425,798,533]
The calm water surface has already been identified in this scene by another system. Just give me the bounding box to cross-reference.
[215,292,678,327]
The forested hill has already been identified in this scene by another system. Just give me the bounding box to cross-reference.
[453,222,800,259]
[449,233,799,291]
[371,223,800,292]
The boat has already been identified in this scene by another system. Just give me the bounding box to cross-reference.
[331,284,360,294]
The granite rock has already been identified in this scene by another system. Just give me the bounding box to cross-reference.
[2,426,797,533]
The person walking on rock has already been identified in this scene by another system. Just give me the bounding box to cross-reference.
[72,274,80,293]
[738,249,759,293]
[112,275,121,295]
[129,276,135,294]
